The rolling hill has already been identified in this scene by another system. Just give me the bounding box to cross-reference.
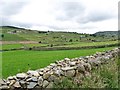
[0,26,118,43]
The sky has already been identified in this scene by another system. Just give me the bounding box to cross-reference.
[0,0,119,34]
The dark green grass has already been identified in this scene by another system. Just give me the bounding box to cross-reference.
[2,47,115,78]
[2,44,23,50]
[2,33,27,41]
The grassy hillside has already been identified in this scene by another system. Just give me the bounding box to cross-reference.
[1,26,118,43]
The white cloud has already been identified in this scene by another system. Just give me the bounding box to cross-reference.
[1,0,119,33]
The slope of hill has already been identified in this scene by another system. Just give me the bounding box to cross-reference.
[0,26,118,43]
[94,31,118,37]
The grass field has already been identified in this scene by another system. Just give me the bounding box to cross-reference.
[2,47,115,78]
[1,40,118,50]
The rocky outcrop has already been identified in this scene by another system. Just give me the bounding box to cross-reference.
[0,48,119,89]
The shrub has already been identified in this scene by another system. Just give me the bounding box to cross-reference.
[38,41,42,43]
[1,34,4,38]
[50,44,53,47]
[69,39,73,42]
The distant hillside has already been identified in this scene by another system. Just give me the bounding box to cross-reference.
[94,31,118,37]
[0,26,25,30]
[0,26,118,42]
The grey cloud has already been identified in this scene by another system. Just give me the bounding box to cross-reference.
[56,1,85,21]
[77,11,115,24]
[1,16,32,28]
[55,1,115,24]
[0,0,30,16]
[0,0,31,27]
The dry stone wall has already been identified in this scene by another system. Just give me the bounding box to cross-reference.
[0,48,119,89]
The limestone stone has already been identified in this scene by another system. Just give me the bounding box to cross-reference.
[43,72,51,80]
[48,75,58,82]
[38,77,43,86]
[26,77,38,82]
[64,58,70,61]
[7,76,14,80]
[13,81,21,88]
[9,80,16,86]
[0,85,10,89]
[46,82,53,88]
[27,82,37,89]
[16,73,27,79]
[27,70,39,77]
[39,72,44,75]
[65,69,75,77]
[61,66,76,71]
[42,80,49,88]
[54,69,64,76]
[0,79,6,85]
[84,63,91,72]
[19,80,26,85]
[69,61,76,66]
[77,64,85,73]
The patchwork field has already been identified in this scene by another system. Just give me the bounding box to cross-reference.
[1,40,118,50]
[2,47,115,78]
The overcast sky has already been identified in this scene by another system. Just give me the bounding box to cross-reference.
[0,0,119,33]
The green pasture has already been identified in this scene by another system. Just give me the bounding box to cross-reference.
[2,47,115,78]
[1,40,118,50]
[1,43,48,50]
[55,40,118,47]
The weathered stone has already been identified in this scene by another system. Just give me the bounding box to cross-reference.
[50,63,56,67]
[43,68,50,73]
[27,70,39,77]
[0,79,6,85]
[61,66,76,71]
[39,68,44,72]
[48,75,58,82]
[9,80,16,86]
[26,77,38,82]
[13,76,17,80]
[84,63,91,72]
[77,64,85,73]
[54,70,64,76]
[0,85,10,89]
[7,76,14,80]
[69,61,76,66]
[42,80,49,88]
[13,81,21,88]
[19,80,26,85]
[38,76,43,86]
[16,73,27,79]
[39,72,44,75]
[46,82,53,88]
[6,81,10,85]
[64,58,70,61]
[65,69,75,77]
[27,82,37,89]
[43,72,51,80]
